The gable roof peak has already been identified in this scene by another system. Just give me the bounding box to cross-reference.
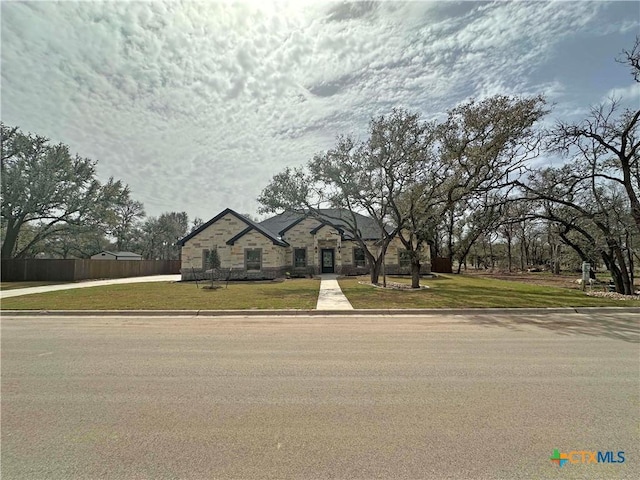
[176,208,288,247]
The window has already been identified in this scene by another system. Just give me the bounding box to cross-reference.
[399,250,411,268]
[353,247,366,267]
[294,248,307,267]
[245,248,262,271]
[202,249,210,270]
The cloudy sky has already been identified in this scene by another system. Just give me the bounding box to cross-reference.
[2,1,639,222]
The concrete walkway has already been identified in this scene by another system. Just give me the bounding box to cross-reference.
[0,275,181,299]
[315,274,353,310]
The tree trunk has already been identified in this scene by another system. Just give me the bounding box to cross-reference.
[613,244,633,295]
[559,232,590,263]
[369,258,382,284]
[626,232,635,292]
[410,257,421,289]
[601,248,633,295]
[1,218,21,258]
[506,234,512,272]
[481,237,489,269]
[629,249,635,293]
[430,242,438,263]
[446,210,454,263]
[553,244,561,275]
[365,247,383,285]
[610,265,632,296]
[488,239,495,270]
[456,233,484,274]
[621,154,640,233]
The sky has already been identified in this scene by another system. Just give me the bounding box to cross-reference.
[2,0,639,222]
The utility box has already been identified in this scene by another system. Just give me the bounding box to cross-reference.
[582,262,591,290]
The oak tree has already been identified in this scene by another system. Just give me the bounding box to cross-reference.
[1,124,133,258]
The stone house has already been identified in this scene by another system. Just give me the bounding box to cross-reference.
[177,208,430,280]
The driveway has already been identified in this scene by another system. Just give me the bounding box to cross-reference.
[0,274,181,299]
[1,312,638,479]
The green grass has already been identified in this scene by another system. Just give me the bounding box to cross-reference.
[2,275,633,311]
[1,279,321,310]
[1,281,74,291]
[338,275,632,309]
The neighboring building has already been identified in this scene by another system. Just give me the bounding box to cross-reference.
[91,251,143,261]
[177,208,430,280]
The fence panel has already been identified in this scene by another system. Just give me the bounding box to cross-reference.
[0,259,77,281]
[431,257,453,274]
[0,259,24,281]
[1,259,181,282]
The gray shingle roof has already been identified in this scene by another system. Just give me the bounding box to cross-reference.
[96,251,142,257]
[258,211,305,236]
[177,208,387,248]
[259,209,385,240]
[113,251,142,257]
[176,209,288,247]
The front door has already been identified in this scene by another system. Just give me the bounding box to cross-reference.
[321,249,335,273]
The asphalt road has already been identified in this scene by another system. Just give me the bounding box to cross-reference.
[1,313,638,479]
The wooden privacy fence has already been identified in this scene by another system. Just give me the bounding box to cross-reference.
[431,257,453,274]
[1,259,181,282]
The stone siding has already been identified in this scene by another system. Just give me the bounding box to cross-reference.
[180,213,288,280]
[281,217,319,275]
[181,267,287,281]
[227,230,285,269]
[282,217,321,246]
[181,211,432,280]
[181,213,248,271]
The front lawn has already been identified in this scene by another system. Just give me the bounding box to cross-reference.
[338,275,631,309]
[0,279,321,310]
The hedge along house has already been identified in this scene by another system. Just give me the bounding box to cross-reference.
[177,208,431,280]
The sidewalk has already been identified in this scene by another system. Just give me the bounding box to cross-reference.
[0,275,181,299]
[316,274,353,310]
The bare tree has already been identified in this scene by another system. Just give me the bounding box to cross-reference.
[517,164,635,294]
[434,95,548,272]
[259,135,401,285]
[617,35,640,82]
[366,109,438,287]
[551,101,640,233]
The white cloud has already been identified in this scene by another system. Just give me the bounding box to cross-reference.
[604,83,640,105]
[1,0,637,221]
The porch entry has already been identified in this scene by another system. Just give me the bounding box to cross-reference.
[321,249,335,273]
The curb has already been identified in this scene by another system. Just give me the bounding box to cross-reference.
[2,307,640,317]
